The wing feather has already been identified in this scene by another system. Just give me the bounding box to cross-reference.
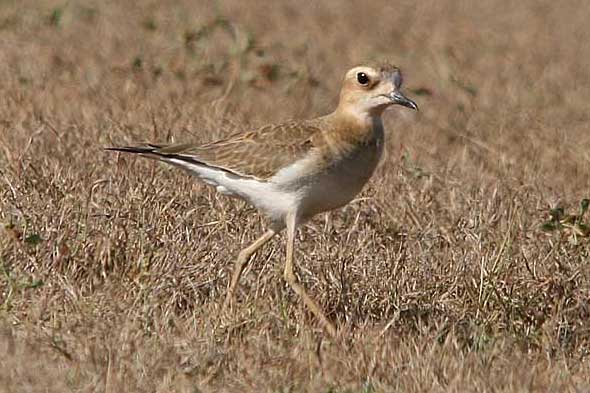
[152,120,326,180]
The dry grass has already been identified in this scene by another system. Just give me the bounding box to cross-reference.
[1,0,590,391]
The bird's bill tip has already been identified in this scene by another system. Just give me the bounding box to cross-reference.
[390,91,418,111]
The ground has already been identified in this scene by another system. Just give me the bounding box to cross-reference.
[1,1,589,392]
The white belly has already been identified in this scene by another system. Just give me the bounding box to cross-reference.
[270,139,383,221]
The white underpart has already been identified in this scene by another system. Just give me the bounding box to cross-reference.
[167,158,299,225]
[270,153,318,190]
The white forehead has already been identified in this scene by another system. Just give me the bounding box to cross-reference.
[345,66,379,80]
[345,65,402,88]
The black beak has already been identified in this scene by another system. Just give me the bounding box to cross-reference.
[391,91,418,111]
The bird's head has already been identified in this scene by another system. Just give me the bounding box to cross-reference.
[338,63,418,119]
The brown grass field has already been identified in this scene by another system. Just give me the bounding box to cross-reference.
[1,0,590,391]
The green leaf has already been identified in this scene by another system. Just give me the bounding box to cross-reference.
[24,234,42,246]
[540,221,559,232]
[410,87,433,96]
[549,207,564,221]
[132,56,143,70]
[48,7,63,27]
[577,223,590,237]
[362,382,376,393]
[143,18,157,31]
[580,198,589,217]
[25,280,44,289]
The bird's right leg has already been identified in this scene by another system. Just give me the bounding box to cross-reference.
[223,229,277,310]
[283,212,337,337]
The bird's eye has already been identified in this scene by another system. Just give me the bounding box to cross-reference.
[357,72,370,85]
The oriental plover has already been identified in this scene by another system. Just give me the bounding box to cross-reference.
[106,63,418,336]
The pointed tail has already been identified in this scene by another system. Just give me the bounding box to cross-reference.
[104,144,163,155]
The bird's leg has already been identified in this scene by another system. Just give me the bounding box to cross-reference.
[223,229,276,311]
[283,212,337,337]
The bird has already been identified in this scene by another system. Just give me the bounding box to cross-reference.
[106,62,418,337]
